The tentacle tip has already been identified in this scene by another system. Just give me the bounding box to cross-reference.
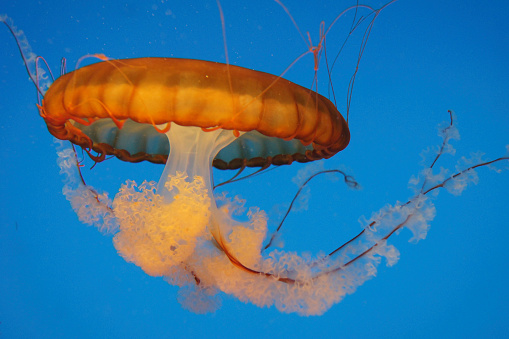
[94,53,109,61]
[154,122,171,133]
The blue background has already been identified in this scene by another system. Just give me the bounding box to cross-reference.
[1,0,508,337]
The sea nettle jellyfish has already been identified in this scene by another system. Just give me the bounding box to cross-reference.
[2,1,507,316]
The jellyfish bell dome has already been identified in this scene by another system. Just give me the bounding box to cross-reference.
[41,57,349,169]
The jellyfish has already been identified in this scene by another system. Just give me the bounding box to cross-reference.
[45,56,354,315]
[2,2,507,317]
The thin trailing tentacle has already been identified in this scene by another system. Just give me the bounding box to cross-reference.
[263,169,359,252]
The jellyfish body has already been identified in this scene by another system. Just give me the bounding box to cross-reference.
[46,57,363,315]
[45,58,508,315]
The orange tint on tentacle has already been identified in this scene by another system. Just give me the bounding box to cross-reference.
[153,122,171,133]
